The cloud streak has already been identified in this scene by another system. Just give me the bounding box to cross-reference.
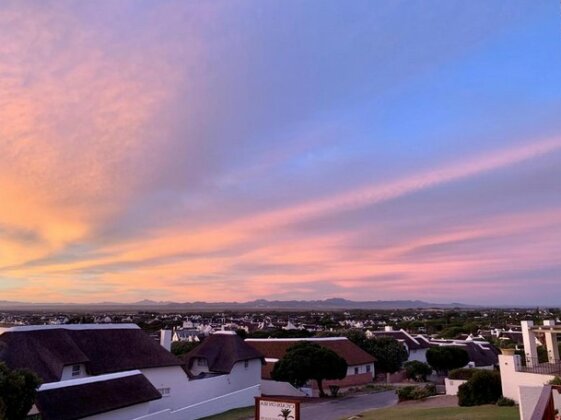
[0,1,560,304]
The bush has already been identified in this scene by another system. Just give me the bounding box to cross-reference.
[548,376,561,385]
[458,370,502,406]
[404,361,432,382]
[497,397,515,407]
[397,386,416,401]
[448,368,477,380]
[397,384,437,401]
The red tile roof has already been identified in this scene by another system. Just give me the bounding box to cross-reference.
[246,338,376,366]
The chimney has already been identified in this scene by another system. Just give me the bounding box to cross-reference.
[384,326,394,332]
[160,329,172,352]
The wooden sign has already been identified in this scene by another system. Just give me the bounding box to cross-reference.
[255,396,301,420]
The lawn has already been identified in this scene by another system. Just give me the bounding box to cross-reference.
[199,406,253,420]
[354,405,519,420]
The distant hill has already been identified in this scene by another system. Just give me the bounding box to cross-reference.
[0,298,475,311]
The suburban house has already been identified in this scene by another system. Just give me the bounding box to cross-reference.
[367,326,431,363]
[245,337,376,397]
[172,328,200,343]
[0,325,262,420]
[184,330,264,378]
[499,320,561,420]
[428,338,499,369]
[35,371,162,420]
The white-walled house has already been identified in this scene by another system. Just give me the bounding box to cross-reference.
[0,325,263,420]
[367,326,430,363]
[246,337,375,397]
[428,338,499,370]
[499,320,561,420]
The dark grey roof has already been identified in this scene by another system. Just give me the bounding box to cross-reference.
[429,341,499,367]
[369,330,430,350]
[463,342,499,367]
[36,373,161,420]
[185,333,264,374]
[0,326,183,382]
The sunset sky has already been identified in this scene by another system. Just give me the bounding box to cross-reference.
[1,1,560,305]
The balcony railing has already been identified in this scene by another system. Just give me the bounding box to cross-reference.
[517,357,561,375]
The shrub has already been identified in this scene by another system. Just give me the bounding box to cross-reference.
[548,376,561,385]
[458,370,502,406]
[497,397,515,407]
[397,386,416,401]
[397,384,436,401]
[404,361,433,382]
[448,368,477,380]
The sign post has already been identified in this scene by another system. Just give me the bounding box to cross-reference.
[255,396,301,420]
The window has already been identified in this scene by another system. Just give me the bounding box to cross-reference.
[354,367,359,375]
[197,358,207,366]
[366,365,371,373]
[71,365,81,377]
[244,360,249,369]
[157,387,171,397]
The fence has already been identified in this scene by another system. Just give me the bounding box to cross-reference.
[517,357,561,375]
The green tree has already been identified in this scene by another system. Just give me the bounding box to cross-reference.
[426,346,469,375]
[271,341,347,397]
[171,341,200,356]
[438,326,467,339]
[457,370,502,406]
[403,360,432,382]
[0,362,42,420]
[342,329,368,349]
[365,337,408,378]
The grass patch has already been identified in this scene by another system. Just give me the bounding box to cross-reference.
[199,406,253,420]
[351,405,519,420]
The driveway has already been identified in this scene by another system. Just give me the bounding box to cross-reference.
[300,390,398,420]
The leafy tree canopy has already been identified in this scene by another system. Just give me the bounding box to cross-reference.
[271,341,347,397]
[426,346,469,374]
[365,336,408,374]
[0,362,42,420]
[171,341,200,356]
[403,360,432,382]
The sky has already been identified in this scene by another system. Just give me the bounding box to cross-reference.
[0,1,560,305]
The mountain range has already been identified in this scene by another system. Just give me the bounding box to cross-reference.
[0,298,474,311]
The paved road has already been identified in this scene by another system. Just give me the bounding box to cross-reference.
[300,391,398,420]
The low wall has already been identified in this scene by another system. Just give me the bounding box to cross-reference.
[134,385,259,420]
[444,378,467,396]
[261,380,307,397]
[375,371,407,383]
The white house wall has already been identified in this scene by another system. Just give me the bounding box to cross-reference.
[60,364,88,381]
[142,366,191,412]
[142,359,262,414]
[84,402,152,420]
[133,385,260,420]
[260,379,307,397]
[408,349,428,364]
[498,355,554,403]
[444,378,467,396]
[346,363,375,377]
